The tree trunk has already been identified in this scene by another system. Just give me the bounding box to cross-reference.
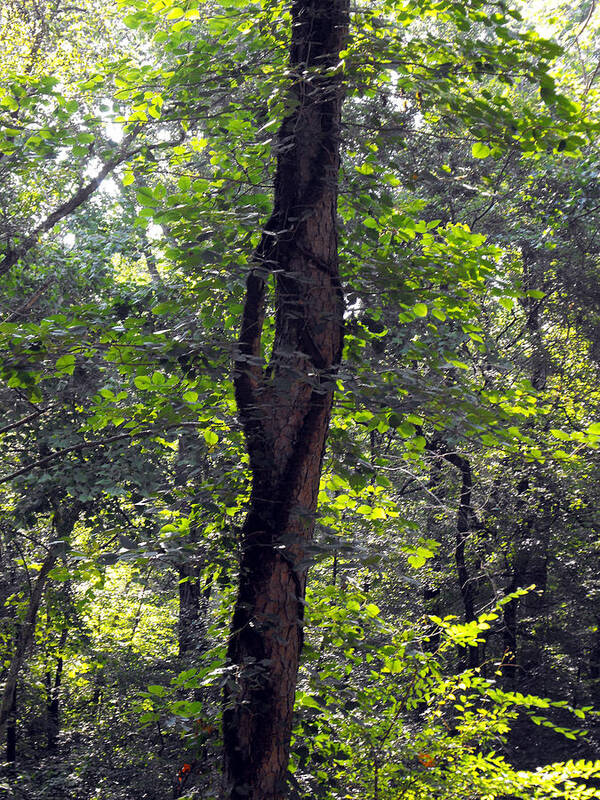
[178,563,202,657]
[175,432,209,658]
[450,451,479,669]
[178,564,211,657]
[502,538,531,691]
[428,441,479,668]
[222,2,348,797]
[46,626,68,750]
[5,677,16,765]
[0,544,61,735]
[590,618,600,707]
[0,505,78,736]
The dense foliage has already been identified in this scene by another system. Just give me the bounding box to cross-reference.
[1,0,600,798]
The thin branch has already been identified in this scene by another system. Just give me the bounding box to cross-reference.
[4,276,53,322]
[0,406,52,435]
[0,422,203,485]
[471,148,516,229]
[0,132,140,277]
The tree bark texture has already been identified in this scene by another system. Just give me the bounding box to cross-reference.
[223,2,348,798]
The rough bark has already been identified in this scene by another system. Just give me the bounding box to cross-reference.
[222,2,348,797]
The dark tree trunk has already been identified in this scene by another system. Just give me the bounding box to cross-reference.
[501,510,550,691]
[178,564,211,657]
[521,242,547,391]
[422,456,443,653]
[449,452,479,669]
[46,627,68,750]
[590,619,600,707]
[502,576,520,690]
[502,539,531,691]
[178,563,202,657]
[6,679,16,764]
[427,441,479,668]
[0,505,79,738]
[0,545,61,734]
[175,432,210,658]
[222,2,348,797]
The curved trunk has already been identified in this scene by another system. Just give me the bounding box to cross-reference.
[223,2,348,798]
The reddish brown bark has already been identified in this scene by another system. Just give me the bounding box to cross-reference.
[223,1,348,798]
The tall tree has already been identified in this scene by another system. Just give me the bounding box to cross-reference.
[223,1,348,797]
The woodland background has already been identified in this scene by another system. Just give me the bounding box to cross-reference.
[1,0,600,798]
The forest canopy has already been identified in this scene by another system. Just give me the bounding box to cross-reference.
[1,0,600,798]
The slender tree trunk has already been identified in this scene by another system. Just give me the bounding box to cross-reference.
[223,2,348,797]
[451,452,479,669]
[502,538,531,691]
[46,626,68,750]
[5,677,16,765]
[0,544,62,734]
[0,505,78,737]
[175,432,209,658]
[178,563,202,657]
[422,456,443,653]
[427,441,479,668]
[178,565,211,657]
[590,619,600,707]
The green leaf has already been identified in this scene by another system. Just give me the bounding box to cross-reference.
[203,430,218,446]
[355,163,374,175]
[296,692,322,710]
[48,566,71,581]
[123,14,140,28]
[171,700,203,716]
[56,354,76,375]
[472,142,491,159]
[137,188,156,207]
[147,685,167,697]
